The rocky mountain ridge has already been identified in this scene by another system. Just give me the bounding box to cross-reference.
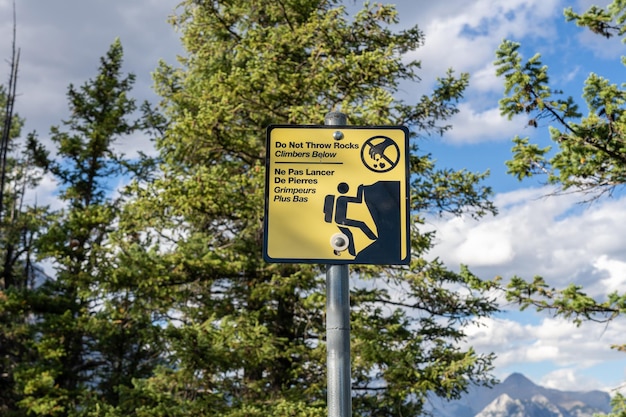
[431,373,611,417]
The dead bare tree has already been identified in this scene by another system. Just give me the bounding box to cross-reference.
[0,3,20,223]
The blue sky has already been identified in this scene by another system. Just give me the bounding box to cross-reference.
[1,0,625,395]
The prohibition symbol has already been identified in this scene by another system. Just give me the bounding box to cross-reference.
[361,135,400,173]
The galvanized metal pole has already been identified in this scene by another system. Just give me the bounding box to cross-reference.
[324,111,352,417]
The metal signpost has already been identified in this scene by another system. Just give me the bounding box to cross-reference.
[263,113,409,417]
[324,111,352,417]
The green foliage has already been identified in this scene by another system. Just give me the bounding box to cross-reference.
[600,393,626,417]
[495,0,626,324]
[506,276,626,326]
[495,2,626,198]
[496,3,626,414]
[564,1,626,40]
[0,75,50,417]
[411,153,495,218]
[7,40,164,416]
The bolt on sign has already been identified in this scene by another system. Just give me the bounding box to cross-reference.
[263,125,410,265]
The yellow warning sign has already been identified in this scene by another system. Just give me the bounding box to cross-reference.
[263,125,410,265]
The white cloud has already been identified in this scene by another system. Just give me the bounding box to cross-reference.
[405,0,564,81]
[0,1,181,158]
[426,187,626,294]
[395,0,566,144]
[456,224,515,266]
[595,256,626,295]
[431,187,626,391]
[470,64,502,94]
[463,314,626,391]
[23,173,64,211]
[559,66,581,84]
[464,317,527,349]
[444,103,526,144]
[540,368,605,392]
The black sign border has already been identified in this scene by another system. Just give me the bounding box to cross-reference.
[263,124,411,265]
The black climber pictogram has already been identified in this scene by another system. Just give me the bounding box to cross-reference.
[323,180,402,263]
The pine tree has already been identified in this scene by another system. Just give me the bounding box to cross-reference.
[118,1,500,416]
[14,39,163,417]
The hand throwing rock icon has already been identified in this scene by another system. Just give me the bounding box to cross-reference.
[361,136,400,173]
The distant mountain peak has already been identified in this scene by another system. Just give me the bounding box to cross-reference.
[476,392,588,417]
[428,372,611,417]
[503,372,536,387]
[500,372,542,399]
